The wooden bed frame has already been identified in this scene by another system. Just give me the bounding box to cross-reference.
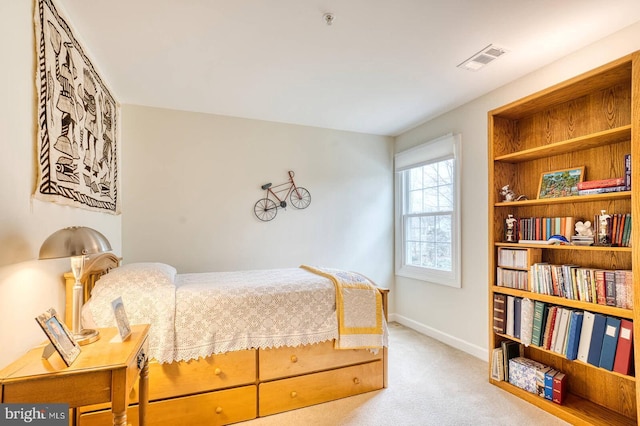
[64,253,388,425]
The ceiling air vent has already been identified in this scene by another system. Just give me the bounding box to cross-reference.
[457,44,509,71]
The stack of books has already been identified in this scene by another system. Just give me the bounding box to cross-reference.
[577,177,627,195]
[571,235,594,246]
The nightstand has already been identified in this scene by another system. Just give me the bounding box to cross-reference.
[0,324,150,426]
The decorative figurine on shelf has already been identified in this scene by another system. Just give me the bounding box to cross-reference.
[597,209,611,246]
[500,185,528,202]
[575,221,594,237]
[505,214,517,242]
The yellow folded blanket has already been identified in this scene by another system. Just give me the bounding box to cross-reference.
[301,265,385,349]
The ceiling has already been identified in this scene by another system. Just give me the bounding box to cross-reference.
[55,0,640,136]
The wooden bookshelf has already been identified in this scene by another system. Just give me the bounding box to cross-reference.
[488,51,640,425]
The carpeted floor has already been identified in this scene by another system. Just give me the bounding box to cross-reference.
[242,322,569,425]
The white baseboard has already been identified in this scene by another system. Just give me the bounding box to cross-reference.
[389,313,488,361]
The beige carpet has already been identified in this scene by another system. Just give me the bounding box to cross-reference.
[242,322,569,425]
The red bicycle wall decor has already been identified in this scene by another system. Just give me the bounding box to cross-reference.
[254,171,311,221]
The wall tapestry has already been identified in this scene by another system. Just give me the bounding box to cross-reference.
[34,0,120,214]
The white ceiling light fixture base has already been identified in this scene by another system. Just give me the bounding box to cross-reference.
[323,13,335,26]
[457,44,509,71]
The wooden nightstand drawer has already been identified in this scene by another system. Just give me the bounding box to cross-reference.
[259,340,382,381]
[259,360,383,416]
[78,385,257,426]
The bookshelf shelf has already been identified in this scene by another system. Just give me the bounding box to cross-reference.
[490,380,636,426]
[493,287,634,320]
[494,191,631,207]
[494,332,636,381]
[494,125,632,163]
[495,242,632,253]
[488,51,640,425]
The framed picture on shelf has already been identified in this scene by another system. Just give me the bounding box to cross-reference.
[111,296,131,341]
[537,167,584,199]
[35,308,81,366]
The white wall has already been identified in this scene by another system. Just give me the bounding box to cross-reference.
[0,1,121,368]
[121,105,394,287]
[393,21,640,360]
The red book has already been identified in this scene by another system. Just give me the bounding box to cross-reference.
[552,372,567,404]
[543,306,559,350]
[613,319,634,375]
[576,177,625,190]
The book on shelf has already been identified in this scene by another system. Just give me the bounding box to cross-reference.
[492,293,507,334]
[604,271,617,306]
[599,316,621,371]
[544,369,558,401]
[576,177,625,190]
[491,347,505,381]
[501,340,522,381]
[552,372,567,405]
[535,365,551,398]
[586,313,607,367]
[565,311,584,360]
[542,306,559,350]
[613,319,634,375]
[577,311,595,363]
[625,153,631,190]
[552,308,570,354]
[520,298,534,346]
[577,185,627,195]
[506,296,515,337]
[531,301,547,347]
[513,297,522,339]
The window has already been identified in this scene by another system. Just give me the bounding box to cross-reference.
[395,134,461,287]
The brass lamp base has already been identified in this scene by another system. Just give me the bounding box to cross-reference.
[74,328,100,345]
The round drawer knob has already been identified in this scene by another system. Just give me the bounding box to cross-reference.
[290,391,297,398]
[353,377,360,385]
[214,368,222,376]
[215,406,223,414]
[290,355,298,363]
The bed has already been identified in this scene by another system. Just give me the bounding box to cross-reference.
[64,253,389,425]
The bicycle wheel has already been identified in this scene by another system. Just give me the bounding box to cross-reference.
[290,187,311,209]
[254,198,278,221]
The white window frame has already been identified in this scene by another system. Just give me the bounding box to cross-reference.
[394,133,461,288]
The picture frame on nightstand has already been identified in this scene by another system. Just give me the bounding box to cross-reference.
[112,296,132,341]
[35,308,81,366]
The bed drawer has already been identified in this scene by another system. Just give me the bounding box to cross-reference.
[146,349,256,400]
[259,340,382,380]
[79,349,257,414]
[258,360,383,416]
[78,385,257,426]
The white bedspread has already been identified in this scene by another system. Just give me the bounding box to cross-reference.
[86,265,388,363]
[171,268,339,362]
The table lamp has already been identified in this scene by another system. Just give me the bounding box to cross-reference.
[39,226,112,344]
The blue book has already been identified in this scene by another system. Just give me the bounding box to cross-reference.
[586,313,607,366]
[544,369,557,400]
[599,316,621,370]
[565,311,584,360]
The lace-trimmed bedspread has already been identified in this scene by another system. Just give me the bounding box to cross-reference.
[171,268,339,362]
[87,265,387,364]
